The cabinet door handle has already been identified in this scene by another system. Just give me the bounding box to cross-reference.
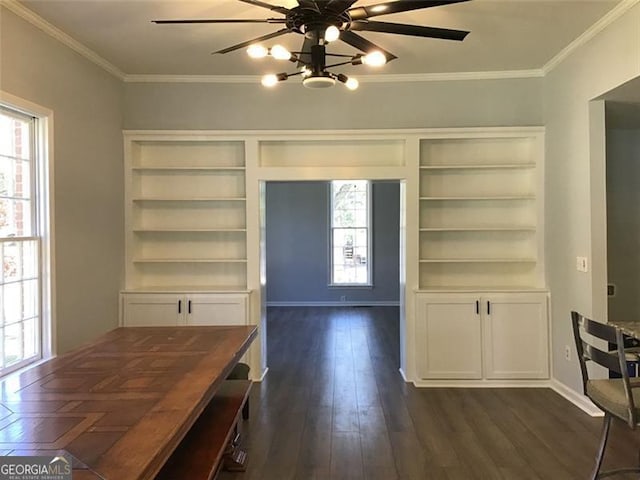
[188,300,192,314]
[178,300,182,314]
[475,300,479,315]
[487,301,491,315]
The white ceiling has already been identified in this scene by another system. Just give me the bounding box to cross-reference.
[17,0,623,77]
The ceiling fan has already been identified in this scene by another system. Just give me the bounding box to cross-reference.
[154,0,471,90]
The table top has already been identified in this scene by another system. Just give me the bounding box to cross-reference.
[0,325,257,480]
[608,321,640,339]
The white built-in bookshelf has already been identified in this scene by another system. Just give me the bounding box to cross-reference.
[418,135,544,290]
[125,139,248,291]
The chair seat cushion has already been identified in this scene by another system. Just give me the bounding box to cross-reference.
[587,378,640,423]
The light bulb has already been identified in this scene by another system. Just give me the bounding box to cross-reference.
[362,51,387,67]
[247,44,268,59]
[270,45,292,61]
[261,74,279,87]
[325,25,340,43]
[345,77,359,90]
[300,66,311,78]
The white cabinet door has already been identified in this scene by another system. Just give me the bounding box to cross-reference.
[416,295,483,379]
[483,293,549,379]
[122,294,182,326]
[186,294,247,326]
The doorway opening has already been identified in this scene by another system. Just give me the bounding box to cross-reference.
[260,180,404,376]
[605,98,640,322]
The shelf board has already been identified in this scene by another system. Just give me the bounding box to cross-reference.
[133,258,248,264]
[419,227,536,232]
[132,197,246,202]
[133,228,247,233]
[123,286,251,293]
[419,195,535,201]
[419,258,537,264]
[420,163,535,170]
[132,166,245,172]
[415,286,548,293]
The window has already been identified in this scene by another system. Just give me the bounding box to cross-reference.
[0,107,42,374]
[330,180,371,285]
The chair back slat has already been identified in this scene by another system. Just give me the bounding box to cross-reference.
[583,343,623,375]
[583,318,619,343]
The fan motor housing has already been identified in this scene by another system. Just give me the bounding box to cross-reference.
[286,7,350,36]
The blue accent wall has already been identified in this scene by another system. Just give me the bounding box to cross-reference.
[266,181,400,304]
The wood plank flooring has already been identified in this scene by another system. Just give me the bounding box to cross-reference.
[219,307,639,480]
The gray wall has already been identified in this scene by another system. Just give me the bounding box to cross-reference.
[0,7,124,354]
[544,3,640,393]
[124,78,543,130]
[266,181,400,304]
[606,103,640,321]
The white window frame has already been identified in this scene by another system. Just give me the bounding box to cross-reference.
[0,91,55,370]
[329,180,373,287]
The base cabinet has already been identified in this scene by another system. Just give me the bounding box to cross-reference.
[121,292,249,327]
[416,292,549,381]
[416,296,483,379]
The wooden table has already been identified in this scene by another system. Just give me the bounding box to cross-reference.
[0,325,257,480]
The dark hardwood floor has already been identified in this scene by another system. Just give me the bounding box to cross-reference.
[219,306,639,480]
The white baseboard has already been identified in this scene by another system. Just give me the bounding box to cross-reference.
[399,368,409,382]
[412,379,552,388]
[266,301,400,307]
[252,367,269,382]
[549,379,603,417]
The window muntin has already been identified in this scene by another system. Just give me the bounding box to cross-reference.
[330,180,371,285]
[0,107,40,374]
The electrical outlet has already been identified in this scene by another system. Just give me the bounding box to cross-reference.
[576,256,588,272]
[565,345,571,361]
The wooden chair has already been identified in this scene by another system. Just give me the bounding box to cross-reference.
[571,311,640,479]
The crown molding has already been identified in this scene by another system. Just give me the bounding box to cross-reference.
[543,0,640,75]
[124,69,544,84]
[1,0,126,80]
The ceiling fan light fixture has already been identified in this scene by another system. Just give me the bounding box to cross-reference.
[261,73,288,87]
[362,51,387,67]
[337,73,359,91]
[345,77,359,90]
[300,66,312,77]
[247,44,268,59]
[303,74,336,89]
[371,5,389,13]
[324,25,341,43]
[270,45,292,61]
[156,0,472,91]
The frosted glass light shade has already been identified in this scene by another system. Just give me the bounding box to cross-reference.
[271,45,292,60]
[261,74,279,87]
[362,51,387,67]
[325,25,340,43]
[247,44,268,58]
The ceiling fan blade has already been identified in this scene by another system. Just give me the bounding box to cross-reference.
[213,28,292,54]
[339,30,397,62]
[349,0,470,20]
[325,0,358,14]
[153,18,286,24]
[350,21,469,41]
[238,0,290,15]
